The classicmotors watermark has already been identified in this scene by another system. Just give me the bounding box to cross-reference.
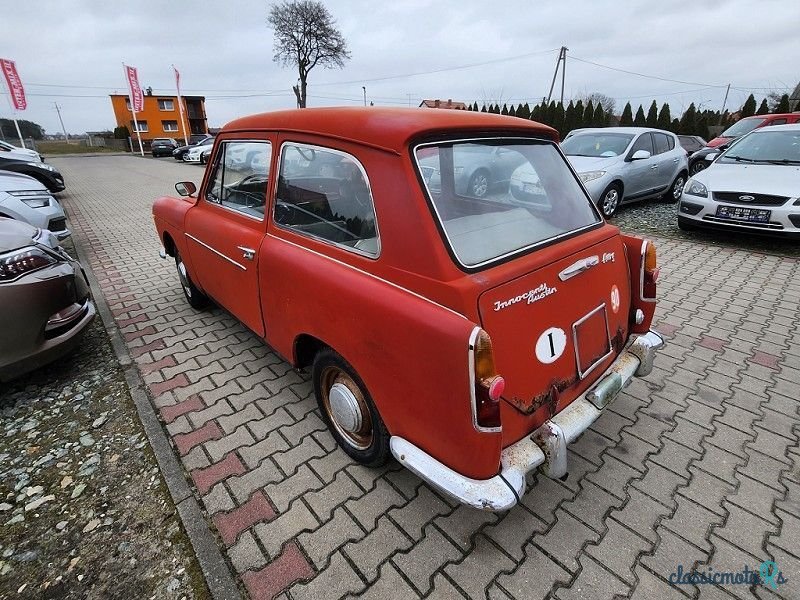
[669,561,788,589]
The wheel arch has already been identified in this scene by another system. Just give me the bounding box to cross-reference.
[162,231,176,257]
[293,333,329,370]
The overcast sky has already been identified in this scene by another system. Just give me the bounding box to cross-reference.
[2,0,798,135]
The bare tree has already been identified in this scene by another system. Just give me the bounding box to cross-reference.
[584,92,616,118]
[267,1,350,108]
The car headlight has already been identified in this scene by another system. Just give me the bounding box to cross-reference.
[0,246,57,281]
[21,197,51,208]
[684,178,708,197]
[578,170,606,183]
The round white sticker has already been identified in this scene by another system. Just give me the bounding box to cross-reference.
[535,327,567,364]
[610,285,620,314]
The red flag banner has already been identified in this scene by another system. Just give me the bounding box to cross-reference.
[125,65,144,112]
[173,66,181,96]
[0,59,27,111]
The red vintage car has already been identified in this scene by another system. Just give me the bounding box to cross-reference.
[153,107,663,511]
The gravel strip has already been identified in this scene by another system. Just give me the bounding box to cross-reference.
[0,244,209,599]
[612,200,800,257]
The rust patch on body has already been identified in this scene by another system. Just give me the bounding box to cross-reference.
[507,376,578,415]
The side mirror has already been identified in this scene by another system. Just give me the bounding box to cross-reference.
[175,181,197,196]
[704,153,719,162]
[630,149,651,161]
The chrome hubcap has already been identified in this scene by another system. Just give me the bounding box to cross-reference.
[603,190,618,215]
[329,382,362,433]
[471,174,489,197]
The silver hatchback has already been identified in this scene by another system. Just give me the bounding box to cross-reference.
[561,127,689,218]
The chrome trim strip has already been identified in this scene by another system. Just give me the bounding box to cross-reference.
[572,303,613,380]
[701,216,783,230]
[265,233,467,320]
[468,326,501,434]
[185,234,247,271]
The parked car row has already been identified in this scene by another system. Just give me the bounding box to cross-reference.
[150,134,216,163]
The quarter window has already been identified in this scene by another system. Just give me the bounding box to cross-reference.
[274,144,380,257]
[206,141,271,220]
[158,99,175,111]
[653,133,671,155]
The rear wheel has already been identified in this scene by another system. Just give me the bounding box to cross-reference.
[663,173,686,203]
[312,348,390,467]
[689,161,706,176]
[468,169,490,198]
[175,250,208,309]
[598,183,622,218]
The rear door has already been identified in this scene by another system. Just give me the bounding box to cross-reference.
[185,137,273,336]
[478,233,631,421]
[624,133,657,198]
[653,132,679,189]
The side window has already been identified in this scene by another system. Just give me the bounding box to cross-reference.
[652,133,670,155]
[766,118,787,126]
[630,133,654,156]
[274,144,380,257]
[206,141,271,220]
[666,135,675,150]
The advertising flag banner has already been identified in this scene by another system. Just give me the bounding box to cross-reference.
[0,59,27,110]
[125,64,144,112]
[173,66,181,95]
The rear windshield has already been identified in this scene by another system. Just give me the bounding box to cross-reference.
[721,117,765,138]
[415,139,601,268]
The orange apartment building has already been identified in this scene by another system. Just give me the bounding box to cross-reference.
[109,93,208,145]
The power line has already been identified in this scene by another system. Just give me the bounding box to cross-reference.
[568,55,728,88]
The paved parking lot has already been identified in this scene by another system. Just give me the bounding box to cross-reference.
[52,155,799,599]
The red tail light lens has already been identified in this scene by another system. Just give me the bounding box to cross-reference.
[472,329,502,430]
[641,241,658,300]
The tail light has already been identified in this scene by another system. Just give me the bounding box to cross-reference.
[471,328,504,431]
[640,240,658,301]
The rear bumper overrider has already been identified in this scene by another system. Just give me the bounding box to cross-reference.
[390,329,664,511]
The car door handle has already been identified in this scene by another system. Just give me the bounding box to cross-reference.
[673,158,679,163]
[650,165,658,170]
[559,255,599,281]
[237,246,255,260]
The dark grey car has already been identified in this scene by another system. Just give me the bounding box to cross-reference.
[0,217,95,381]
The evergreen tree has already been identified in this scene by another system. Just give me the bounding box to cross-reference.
[480,104,487,113]
[774,94,791,113]
[531,103,541,122]
[756,99,769,115]
[695,113,709,140]
[593,103,605,127]
[501,104,509,116]
[553,102,566,136]
[564,100,577,134]
[573,100,585,127]
[679,103,697,135]
[508,104,517,117]
[633,105,646,126]
[741,94,757,117]
[671,118,680,132]
[619,102,633,126]
[583,100,594,128]
[645,100,658,128]
[657,103,672,130]
[517,103,531,120]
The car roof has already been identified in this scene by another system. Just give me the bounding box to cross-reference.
[568,126,673,136]
[741,113,800,120]
[749,122,800,132]
[223,107,558,153]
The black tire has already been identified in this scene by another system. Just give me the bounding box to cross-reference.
[312,348,390,467]
[598,183,622,218]
[663,172,686,204]
[467,169,490,198]
[689,161,706,176]
[175,250,208,309]
[677,216,697,231]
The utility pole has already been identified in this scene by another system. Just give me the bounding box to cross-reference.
[546,46,568,106]
[54,102,69,144]
[362,86,367,107]
[719,83,731,124]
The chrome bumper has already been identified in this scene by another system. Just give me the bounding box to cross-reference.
[390,329,664,511]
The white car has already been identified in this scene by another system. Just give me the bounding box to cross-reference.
[0,172,69,239]
[678,123,800,238]
[183,140,215,164]
[0,140,43,162]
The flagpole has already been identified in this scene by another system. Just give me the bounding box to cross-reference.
[123,62,144,156]
[173,65,189,147]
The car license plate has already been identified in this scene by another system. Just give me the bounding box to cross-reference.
[715,205,771,223]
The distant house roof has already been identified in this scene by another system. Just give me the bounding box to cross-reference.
[419,99,468,110]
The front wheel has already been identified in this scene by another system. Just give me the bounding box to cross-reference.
[175,251,208,309]
[663,173,686,203]
[312,348,390,467]
[467,169,490,198]
[689,161,706,176]
[598,184,622,218]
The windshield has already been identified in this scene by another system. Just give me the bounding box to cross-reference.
[415,139,601,268]
[561,133,635,157]
[720,117,765,138]
[719,130,800,164]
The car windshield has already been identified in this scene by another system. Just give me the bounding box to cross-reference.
[415,139,601,268]
[720,117,765,138]
[561,133,634,157]
[719,130,800,164]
